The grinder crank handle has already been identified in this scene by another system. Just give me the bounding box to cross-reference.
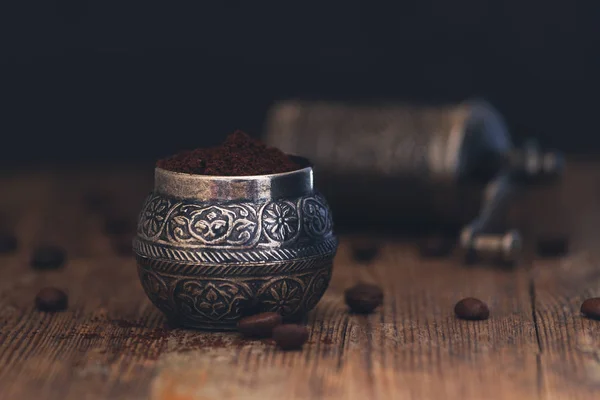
[460,173,521,263]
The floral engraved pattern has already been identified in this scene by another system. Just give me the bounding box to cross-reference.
[175,280,251,321]
[262,201,299,242]
[302,197,331,237]
[139,269,174,313]
[141,197,171,237]
[137,193,333,249]
[304,268,332,311]
[137,195,153,234]
[136,187,337,329]
[167,204,258,246]
[137,260,335,329]
[259,279,304,315]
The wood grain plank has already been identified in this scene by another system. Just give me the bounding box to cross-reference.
[0,166,158,400]
[0,163,587,400]
[528,161,600,400]
[145,238,539,400]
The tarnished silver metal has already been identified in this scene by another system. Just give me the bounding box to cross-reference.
[459,173,521,261]
[460,228,522,264]
[154,164,313,202]
[265,98,511,182]
[264,98,512,229]
[508,139,564,180]
[264,98,564,263]
[465,173,516,234]
[133,157,337,330]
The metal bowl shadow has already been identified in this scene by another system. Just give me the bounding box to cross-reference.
[133,157,337,330]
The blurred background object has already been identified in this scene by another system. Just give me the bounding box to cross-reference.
[263,99,561,223]
[0,1,598,166]
[264,99,562,262]
[264,99,510,230]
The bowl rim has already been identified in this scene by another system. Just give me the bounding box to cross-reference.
[154,155,314,202]
[154,155,312,180]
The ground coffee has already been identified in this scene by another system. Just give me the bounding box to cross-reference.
[454,297,489,320]
[272,324,309,350]
[344,283,384,314]
[237,312,282,338]
[157,131,300,176]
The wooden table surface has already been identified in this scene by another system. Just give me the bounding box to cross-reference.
[0,160,599,400]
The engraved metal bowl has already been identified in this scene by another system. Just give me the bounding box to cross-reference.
[133,157,337,330]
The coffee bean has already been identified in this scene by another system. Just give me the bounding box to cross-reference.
[35,287,68,312]
[419,233,455,257]
[83,192,112,213]
[104,217,135,235]
[0,233,17,254]
[237,312,282,338]
[31,246,66,269]
[344,283,384,314]
[581,298,600,320]
[111,235,133,256]
[351,243,379,262]
[454,297,489,320]
[536,236,569,257]
[272,324,309,350]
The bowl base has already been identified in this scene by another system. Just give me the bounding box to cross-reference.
[166,311,309,332]
[168,318,239,331]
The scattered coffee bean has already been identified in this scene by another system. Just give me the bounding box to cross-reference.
[104,217,135,235]
[238,312,282,338]
[112,235,133,256]
[272,324,309,350]
[454,297,489,320]
[35,287,68,312]
[581,298,600,320]
[82,192,112,213]
[419,233,455,257]
[344,283,384,314]
[536,236,569,257]
[31,246,66,269]
[351,242,379,262]
[0,233,17,254]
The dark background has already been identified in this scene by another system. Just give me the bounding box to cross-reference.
[1,1,599,165]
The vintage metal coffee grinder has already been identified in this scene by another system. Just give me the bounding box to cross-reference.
[263,98,563,264]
